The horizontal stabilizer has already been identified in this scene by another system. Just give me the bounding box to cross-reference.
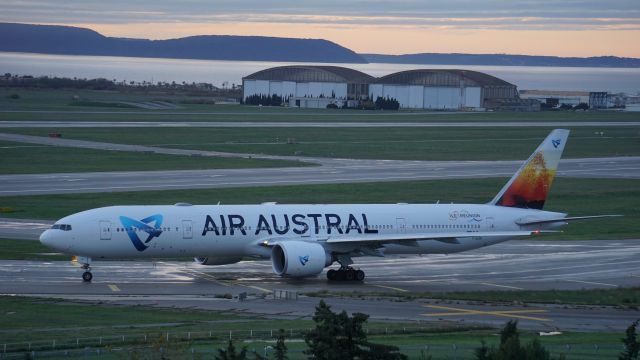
[516,215,623,226]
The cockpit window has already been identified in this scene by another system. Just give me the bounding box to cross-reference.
[51,224,72,231]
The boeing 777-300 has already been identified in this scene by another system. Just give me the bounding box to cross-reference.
[40,129,618,282]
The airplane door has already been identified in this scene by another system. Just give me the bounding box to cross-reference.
[99,221,112,240]
[485,217,495,231]
[396,218,407,233]
[182,220,193,239]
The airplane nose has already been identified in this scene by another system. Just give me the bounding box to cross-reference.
[39,229,52,247]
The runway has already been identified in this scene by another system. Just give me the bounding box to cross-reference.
[2,156,639,196]
[1,120,640,128]
[2,239,639,331]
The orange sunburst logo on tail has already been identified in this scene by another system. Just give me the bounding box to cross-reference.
[496,152,556,210]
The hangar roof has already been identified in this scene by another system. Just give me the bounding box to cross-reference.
[376,69,515,87]
[243,66,374,83]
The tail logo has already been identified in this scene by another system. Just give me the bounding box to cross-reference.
[299,255,310,266]
[119,214,163,252]
[552,139,561,148]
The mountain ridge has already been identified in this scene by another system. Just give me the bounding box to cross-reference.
[0,22,366,64]
[1,23,639,68]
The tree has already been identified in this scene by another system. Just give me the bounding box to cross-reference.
[474,321,562,360]
[216,339,247,360]
[620,320,640,360]
[304,300,407,360]
[274,329,288,360]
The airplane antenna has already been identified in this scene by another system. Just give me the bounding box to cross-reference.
[217,201,221,205]
[436,200,440,204]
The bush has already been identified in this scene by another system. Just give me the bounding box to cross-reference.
[375,96,400,110]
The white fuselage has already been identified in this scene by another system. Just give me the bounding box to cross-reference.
[40,203,565,260]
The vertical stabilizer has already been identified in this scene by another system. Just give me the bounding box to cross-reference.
[490,129,569,210]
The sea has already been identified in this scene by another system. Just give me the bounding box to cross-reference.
[1,52,639,95]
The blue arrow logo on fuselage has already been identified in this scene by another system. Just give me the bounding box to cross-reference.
[119,214,163,252]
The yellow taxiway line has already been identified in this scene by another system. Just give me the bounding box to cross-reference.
[371,284,409,292]
[422,304,551,322]
[108,284,121,292]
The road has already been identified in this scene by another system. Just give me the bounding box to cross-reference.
[2,238,639,331]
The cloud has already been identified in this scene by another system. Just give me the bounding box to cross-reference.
[2,0,639,31]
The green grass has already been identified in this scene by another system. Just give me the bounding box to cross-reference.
[0,296,628,359]
[0,178,637,240]
[0,239,66,260]
[1,88,639,123]
[4,126,639,160]
[0,140,308,174]
[306,287,640,308]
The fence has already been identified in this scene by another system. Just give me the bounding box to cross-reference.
[0,326,627,359]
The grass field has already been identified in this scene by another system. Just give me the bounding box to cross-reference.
[4,126,640,161]
[0,238,66,260]
[0,296,627,359]
[0,178,637,240]
[1,88,639,123]
[0,140,308,174]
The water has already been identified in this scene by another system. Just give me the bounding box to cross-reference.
[1,52,639,95]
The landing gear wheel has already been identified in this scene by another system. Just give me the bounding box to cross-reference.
[345,269,355,281]
[327,269,337,281]
[327,267,365,282]
[82,271,93,282]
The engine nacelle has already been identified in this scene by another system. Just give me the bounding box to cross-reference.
[194,256,242,266]
[271,241,331,277]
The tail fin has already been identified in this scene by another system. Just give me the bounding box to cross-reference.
[490,129,569,210]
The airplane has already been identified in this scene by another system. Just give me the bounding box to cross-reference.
[39,129,619,282]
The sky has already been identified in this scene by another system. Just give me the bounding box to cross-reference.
[2,0,640,57]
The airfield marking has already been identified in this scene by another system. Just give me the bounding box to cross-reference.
[230,282,272,294]
[370,284,409,293]
[108,284,121,292]
[422,304,551,322]
[164,263,272,293]
[565,279,618,287]
[480,282,525,290]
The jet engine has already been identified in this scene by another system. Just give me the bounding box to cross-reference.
[271,241,331,277]
[194,256,242,266]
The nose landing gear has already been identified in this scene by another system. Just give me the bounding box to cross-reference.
[74,256,93,282]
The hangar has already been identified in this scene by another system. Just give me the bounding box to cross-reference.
[243,66,521,110]
[242,66,374,108]
[370,69,518,110]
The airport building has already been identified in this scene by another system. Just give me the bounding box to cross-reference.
[243,66,523,110]
[370,69,518,110]
[242,65,374,108]
[519,90,610,109]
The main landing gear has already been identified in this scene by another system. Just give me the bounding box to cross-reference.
[327,267,365,282]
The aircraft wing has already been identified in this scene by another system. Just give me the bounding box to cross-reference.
[325,230,549,245]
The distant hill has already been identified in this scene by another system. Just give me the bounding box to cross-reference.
[0,23,366,64]
[2,23,638,68]
[362,53,640,68]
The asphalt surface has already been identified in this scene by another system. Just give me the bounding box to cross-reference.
[3,132,640,196]
[2,235,639,331]
[1,120,640,128]
[2,156,639,196]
